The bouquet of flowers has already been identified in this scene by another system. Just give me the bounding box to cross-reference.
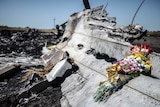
[94,44,152,102]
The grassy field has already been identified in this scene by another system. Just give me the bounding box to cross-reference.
[0,26,57,33]
[147,31,160,36]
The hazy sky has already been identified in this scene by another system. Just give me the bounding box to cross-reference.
[0,0,160,31]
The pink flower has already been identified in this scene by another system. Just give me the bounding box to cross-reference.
[130,66,135,71]
[124,61,128,65]
[123,69,130,73]
[133,63,138,67]
[131,45,141,54]
[134,67,139,71]
[119,61,126,66]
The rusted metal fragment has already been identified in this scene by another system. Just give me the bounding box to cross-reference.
[0,64,20,80]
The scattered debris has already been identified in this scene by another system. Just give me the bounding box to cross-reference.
[0,28,62,58]
[0,25,77,106]
[20,63,55,83]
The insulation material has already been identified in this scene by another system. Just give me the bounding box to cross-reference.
[46,58,72,82]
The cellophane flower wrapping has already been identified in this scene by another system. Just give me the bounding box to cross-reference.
[94,44,152,102]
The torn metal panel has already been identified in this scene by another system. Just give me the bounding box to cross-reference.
[41,47,66,66]
[59,5,160,107]
[86,9,145,42]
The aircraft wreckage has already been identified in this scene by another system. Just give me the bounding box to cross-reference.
[0,5,160,107]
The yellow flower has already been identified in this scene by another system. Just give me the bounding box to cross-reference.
[145,60,152,67]
[135,53,143,58]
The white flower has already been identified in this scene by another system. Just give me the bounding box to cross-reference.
[139,68,143,72]
[136,57,141,61]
